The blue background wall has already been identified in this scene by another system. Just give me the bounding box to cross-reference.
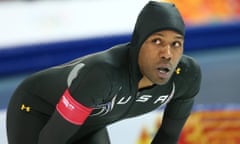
[1,22,240,77]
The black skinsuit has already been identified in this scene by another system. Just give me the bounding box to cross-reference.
[7,1,201,144]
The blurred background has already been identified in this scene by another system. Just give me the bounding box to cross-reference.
[0,0,240,143]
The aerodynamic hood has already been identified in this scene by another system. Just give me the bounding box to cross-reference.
[128,1,185,88]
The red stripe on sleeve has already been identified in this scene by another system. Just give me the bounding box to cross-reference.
[56,89,93,125]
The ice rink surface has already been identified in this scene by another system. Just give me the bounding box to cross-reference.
[0,111,7,144]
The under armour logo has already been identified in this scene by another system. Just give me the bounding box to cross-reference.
[20,104,31,112]
[175,67,181,75]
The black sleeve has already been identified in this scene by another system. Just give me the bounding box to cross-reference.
[151,97,194,144]
[152,57,202,144]
[38,63,112,144]
[38,111,80,144]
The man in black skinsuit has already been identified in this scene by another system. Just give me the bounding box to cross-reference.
[7,1,201,144]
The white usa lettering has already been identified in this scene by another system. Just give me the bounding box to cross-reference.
[153,95,168,104]
[136,95,152,102]
[116,95,169,104]
[116,83,175,105]
[117,96,132,104]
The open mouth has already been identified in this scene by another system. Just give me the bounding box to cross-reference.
[157,67,170,74]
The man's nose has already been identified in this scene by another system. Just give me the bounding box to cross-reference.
[160,45,172,60]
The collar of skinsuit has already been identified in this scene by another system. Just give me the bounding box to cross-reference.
[128,1,185,87]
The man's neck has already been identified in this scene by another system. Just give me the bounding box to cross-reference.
[138,76,154,89]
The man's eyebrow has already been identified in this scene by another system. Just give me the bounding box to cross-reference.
[155,33,164,37]
[175,35,184,40]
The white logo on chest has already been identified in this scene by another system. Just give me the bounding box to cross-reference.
[117,83,175,105]
[116,95,168,104]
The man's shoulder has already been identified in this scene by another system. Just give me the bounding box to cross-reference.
[173,55,201,98]
[174,55,201,89]
[178,55,201,76]
[180,55,200,68]
[83,43,129,68]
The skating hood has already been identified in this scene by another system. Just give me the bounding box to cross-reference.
[129,1,185,88]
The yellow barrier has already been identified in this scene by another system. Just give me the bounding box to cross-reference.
[137,109,240,144]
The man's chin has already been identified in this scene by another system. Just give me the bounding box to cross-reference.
[155,78,170,85]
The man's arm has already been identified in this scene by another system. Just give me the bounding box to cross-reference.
[38,110,89,144]
[151,97,194,144]
[38,62,111,144]
[37,88,94,144]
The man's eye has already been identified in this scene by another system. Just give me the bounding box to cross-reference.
[173,41,182,47]
[152,39,161,45]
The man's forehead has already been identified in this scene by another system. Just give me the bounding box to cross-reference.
[152,31,184,39]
